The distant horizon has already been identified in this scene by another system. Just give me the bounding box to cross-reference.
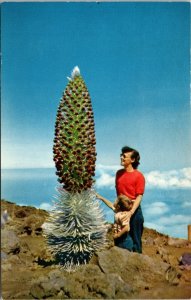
[1,167,191,239]
[2,166,191,190]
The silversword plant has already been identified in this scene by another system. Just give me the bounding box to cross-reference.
[43,67,107,267]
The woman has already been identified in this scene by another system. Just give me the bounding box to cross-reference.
[116,146,145,253]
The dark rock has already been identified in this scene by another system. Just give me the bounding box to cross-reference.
[30,263,133,299]
[35,227,43,235]
[29,248,169,299]
[97,246,168,290]
[165,266,181,285]
[30,283,46,299]
[180,252,191,265]
[22,225,33,235]
[1,229,20,254]
[1,251,8,260]
[19,214,46,236]
[30,270,73,299]
[14,209,28,218]
[74,264,133,298]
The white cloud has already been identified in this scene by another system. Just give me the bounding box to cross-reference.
[145,168,191,189]
[96,164,120,172]
[39,202,53,211]
[95,164,191,239]
[95,165,191,190]
[144,221,189,239]
[182,167,191,179]
[145,212,191,238]
[95,164,118,189]
[17,202,28,207]
[1,141,54,169]
[182,201,191,208]
[144,208,191,239]
[144,221,166,234]
[157,214,191,226]
[144,202,169,216]
[96,173,115,189]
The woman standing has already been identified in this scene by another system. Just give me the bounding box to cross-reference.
[115,146,145,253]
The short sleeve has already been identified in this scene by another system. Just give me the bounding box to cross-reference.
[136,173,145,195]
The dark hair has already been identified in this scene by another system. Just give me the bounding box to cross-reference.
[121,146,140,169]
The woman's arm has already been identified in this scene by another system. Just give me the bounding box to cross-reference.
[120,195,143,222]
[130,195,143,215]
[96,193,115,211]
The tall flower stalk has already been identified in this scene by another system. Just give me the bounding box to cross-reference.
[43,67,107,267]
[53,66,96,193]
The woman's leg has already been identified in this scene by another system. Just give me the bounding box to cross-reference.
[129,206,144,253]
[114,233,133,251]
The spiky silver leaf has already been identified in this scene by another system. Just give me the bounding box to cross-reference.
[43,188,107,267]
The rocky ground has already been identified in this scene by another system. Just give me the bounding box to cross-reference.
[1,199,191,299]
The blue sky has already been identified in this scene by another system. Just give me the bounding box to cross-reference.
[1,2,191,173]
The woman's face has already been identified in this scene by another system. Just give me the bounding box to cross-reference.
[120,152,135,167]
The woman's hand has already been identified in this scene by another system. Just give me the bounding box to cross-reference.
[120,211,132,223]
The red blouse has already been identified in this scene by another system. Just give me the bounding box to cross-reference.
[115,169,145,200]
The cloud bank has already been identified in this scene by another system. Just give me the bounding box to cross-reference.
[143,200,191,238]
[144,201,170,216]
[145,168,191,189]
[38,203,53,211]
[95,165,191,189]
